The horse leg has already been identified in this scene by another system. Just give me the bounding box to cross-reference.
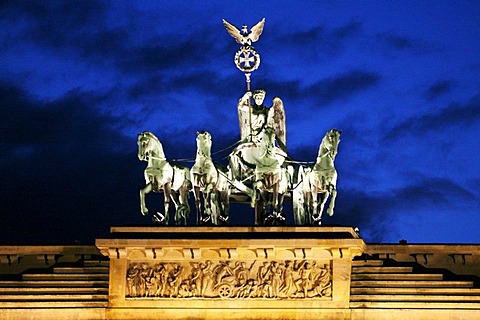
[162,183,172,225]
[251,180,259,209]
[179,184,191,225]
[261,190,276,225]
[204,183,214,217]
[140,183,152,216]
[272,182,284,223]
[275,192,285,224]
[219,190,230,223]
[255,197,265,225]
[293,191,304,225]
[326,186,336,217]
[193,186,202,225]
[169,191,180,225]
[253,180,266,225]
[317,192,329,225]
[304,190,311,225]
[210,189,219,225]
[311,185,320,224]
[200,181,215,225]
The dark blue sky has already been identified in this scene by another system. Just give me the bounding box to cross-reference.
[1,1,479,244]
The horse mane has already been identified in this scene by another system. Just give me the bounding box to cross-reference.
[317,130,332,160]
[317,129,341,161]
[142,131,158,142]
[141,131,165,158]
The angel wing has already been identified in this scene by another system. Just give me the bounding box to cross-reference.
[223,19,243,45]
[249,18,265,43]
[223,18,266,46]
[268,97,286,152]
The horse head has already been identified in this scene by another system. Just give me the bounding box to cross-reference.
[137,131,165,161]
[319,129,341,160]
[196,131,212,158]
[261,126,276,155]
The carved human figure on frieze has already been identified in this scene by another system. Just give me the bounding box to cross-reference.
[189,262,203,296]
[314,263,332,297]
[168,263,184,298]
[126,264,141,297]
[279,260,295,297]
[200,260,215,297]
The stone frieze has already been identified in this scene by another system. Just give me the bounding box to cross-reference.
[126,260,332,299]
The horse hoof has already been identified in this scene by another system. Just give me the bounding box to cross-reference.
[219,215,229,223]
[152,212,166,224]
[141,210,149,216]
[264,214,275,225]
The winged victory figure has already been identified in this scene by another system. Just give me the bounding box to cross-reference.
[237,90,287,152]
[268,97,287,152]
[222,18,266,46]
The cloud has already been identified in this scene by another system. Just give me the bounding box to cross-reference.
[425,80,454,100]
[332,176,477,243]
[253,77,303,101]
[256,70,380,108]
[0,81,142,244]
[375,32,431,55]
[282,26,324,47]
[119,39,214,75]
[0,1,221,80]
[307,70,380,106]
[332,188,397,243]
[0,83,121,150]
[378,33,414,50]
[1,1,108,50]
[283,20,363,47]
[331,21,363,40]
[383,94,480,141]
[268,20,363,62]
[395,176,476,206]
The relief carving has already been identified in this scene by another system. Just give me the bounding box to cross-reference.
[126,260,331,299]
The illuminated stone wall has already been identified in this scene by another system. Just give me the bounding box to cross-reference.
[3,232,480,319]
[96,226,364,320]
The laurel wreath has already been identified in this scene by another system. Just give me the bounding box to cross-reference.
[234,46,260,73]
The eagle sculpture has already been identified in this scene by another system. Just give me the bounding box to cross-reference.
[222,18,266,46]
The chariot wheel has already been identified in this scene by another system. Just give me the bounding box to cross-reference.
[217,284,233,298]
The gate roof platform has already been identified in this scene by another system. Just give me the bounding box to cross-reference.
[107,226,360,239]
